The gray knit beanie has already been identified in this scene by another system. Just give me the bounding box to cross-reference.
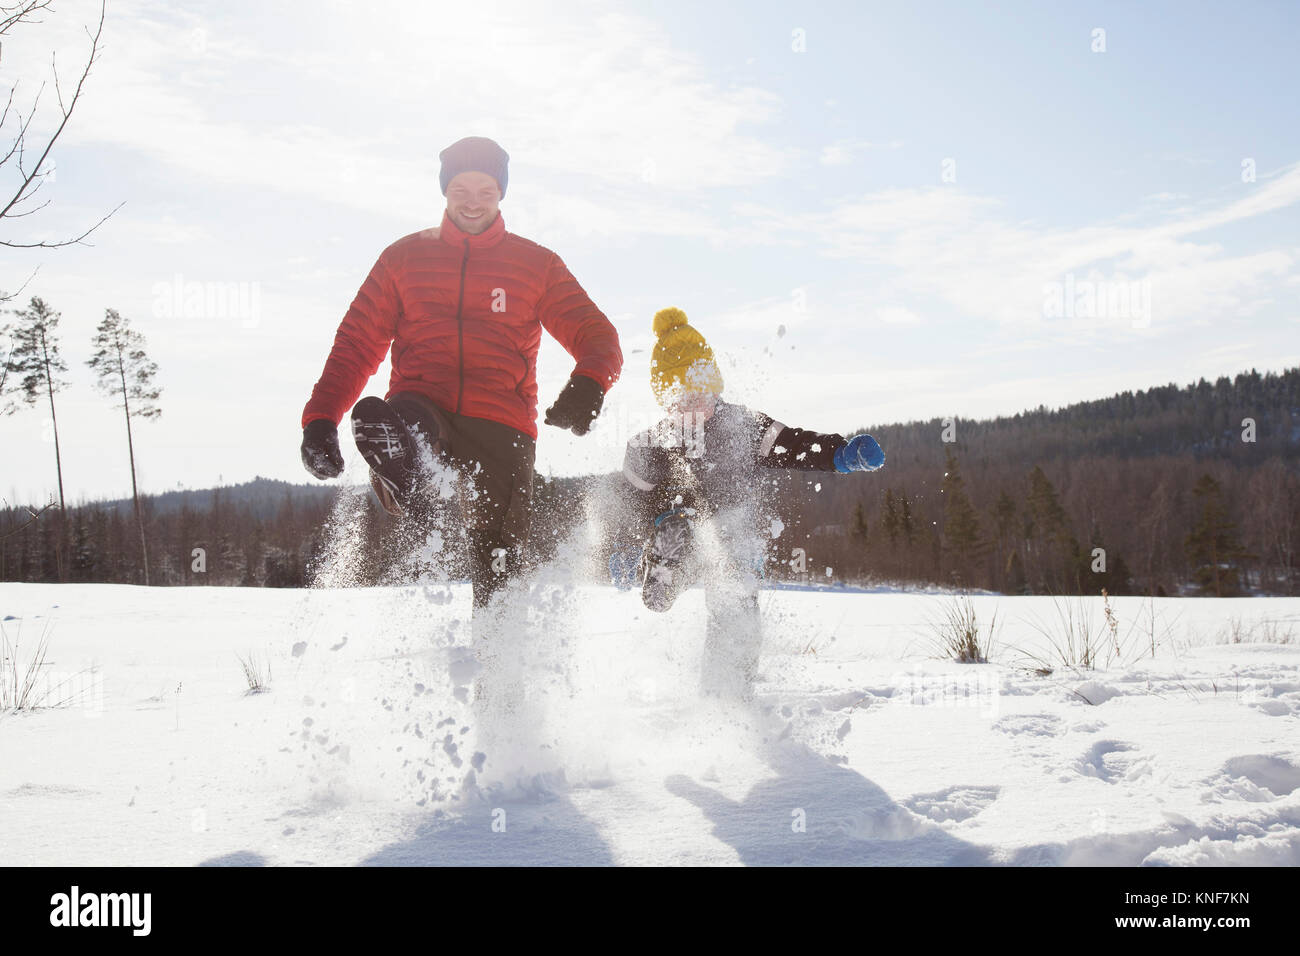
[439,136,509,198]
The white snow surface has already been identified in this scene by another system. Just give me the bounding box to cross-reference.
[2,582,1298,866]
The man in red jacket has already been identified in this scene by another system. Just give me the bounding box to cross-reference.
[300,136,623,609]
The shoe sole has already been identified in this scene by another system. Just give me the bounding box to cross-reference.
[352,397,414,472]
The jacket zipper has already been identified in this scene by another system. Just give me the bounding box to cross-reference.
[454,239,470,415]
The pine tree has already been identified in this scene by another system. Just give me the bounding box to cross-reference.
[3,297,71,579]
[852,502,869,542]
[69,513,95,580]
[882,489,900,546]
[1027,466,1071,541]
[1185,474,1252,596]
[993,490,1018,591]
[0,326,10,397]
[87,309,163,585]
[941,449,983,575]
[897,491,915,579]
[218,532,247,587]
[1025,465,1081,592]
[1005,549,1028,594]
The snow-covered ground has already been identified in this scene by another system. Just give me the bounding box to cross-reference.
[1,581,1298,866]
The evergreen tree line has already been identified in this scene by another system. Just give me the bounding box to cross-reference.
[1,481,330,587]
[779,453,1296,596]
[763,365,1300,595]
[3,366,1296,594]
[0,475,588,588]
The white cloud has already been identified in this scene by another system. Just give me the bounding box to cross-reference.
[708,293,814,334]
[819,139,903,166]
[740,164,1300,330]
[51,0,792,233]
[104,214,209,246]
[1146,152,1215,166]
[874,306,921,325]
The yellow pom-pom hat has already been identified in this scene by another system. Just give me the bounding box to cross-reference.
[650,307,724,407]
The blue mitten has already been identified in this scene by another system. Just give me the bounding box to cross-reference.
[833,434,885,473]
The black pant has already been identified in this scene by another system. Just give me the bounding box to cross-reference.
[387,391,535,608]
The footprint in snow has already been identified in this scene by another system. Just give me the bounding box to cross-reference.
[1242,678,1300,716]
[992,714,1064,737]
[1070,719,1106,733]
[1251,699,1294,717]
[1070,739,1151,783]
[816,690,874,711]
[903,785,1001,824]
[842,805,933,841]
[1220,754,1300,799]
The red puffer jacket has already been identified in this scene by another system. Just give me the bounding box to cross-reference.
[301,210,622,439]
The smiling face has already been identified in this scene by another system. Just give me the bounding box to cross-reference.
[445,171,502,234]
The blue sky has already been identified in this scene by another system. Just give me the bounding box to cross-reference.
[2,0,1297,502]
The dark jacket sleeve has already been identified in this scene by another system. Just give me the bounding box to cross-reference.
[620,431,673,531]
[752,412,847,471]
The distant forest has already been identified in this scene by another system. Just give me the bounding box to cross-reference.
[3,367,1297,596]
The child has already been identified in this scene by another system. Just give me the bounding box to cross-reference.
[619,307,885,702]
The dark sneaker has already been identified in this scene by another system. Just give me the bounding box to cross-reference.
[351,396,421,512]
[640,507,697,612]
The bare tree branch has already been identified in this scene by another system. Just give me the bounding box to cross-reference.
[0,85,16,134]
[0,84,43,170]
[0,1,117,247]
[1,1,54,37]
[1,200,123,248]
[0,498,59,541]
[0,262,37,304]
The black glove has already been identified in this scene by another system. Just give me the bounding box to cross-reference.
[543,374,605,436]
[301,419,344,479]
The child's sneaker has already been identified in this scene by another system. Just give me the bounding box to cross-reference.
[640,507,697,612]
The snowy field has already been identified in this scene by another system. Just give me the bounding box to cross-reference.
[1,581,1298,866]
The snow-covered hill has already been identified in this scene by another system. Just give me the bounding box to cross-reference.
[1,582,1297,866]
